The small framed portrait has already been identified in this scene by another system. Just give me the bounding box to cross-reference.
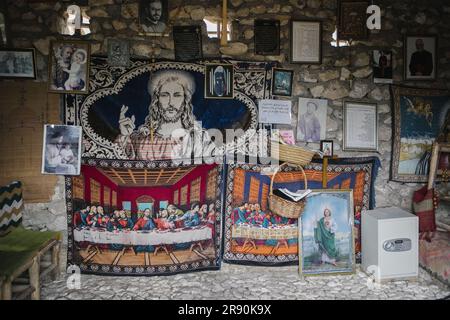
[338,0,369,41]
[139,0,169,35]
[205,64,234,99]
[343,100,378,152]
[373,50,393,84]
[297,98,328,143]
[42,124,82,176]
[300,190,355,276]
[107,39,130,68]
[290,20,322,64]
[48,40,91,94]
[404,35,438,81]
[271,68,294,97]
[0,48,36,79]
[320,140,334,157]
[0,2,9,47]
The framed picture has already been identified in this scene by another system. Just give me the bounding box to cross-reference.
[320,140,334,157]
[297,98,328,143]
[42,124,82,176]
[0,48,36,79]
[373,50,393,84]
[271,68,293,97]
[391,86,450,183]
[290,20,322,64]
[343,101,378,152]
[48,40,91,94]
[0,2,8,47]
[139,0,168,35]
[300,189,355,276]
[107,39,130,68]
[173,25,203,61]
[205,64,234,99]
[338,0,369,41]
[254,19,280,56]
[404,35,438,81]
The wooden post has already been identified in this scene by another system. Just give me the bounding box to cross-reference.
[322,157,329,188]
[428,143,440,190]
[221,0,228,47]
[29,257,40,300]
[1,280,12,300]
[51,242,61,281]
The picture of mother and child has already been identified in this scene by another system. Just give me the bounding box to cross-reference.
[49,41,90,93]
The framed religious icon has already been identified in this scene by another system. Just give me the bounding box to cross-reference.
[373,50,393,84]
[0,48,36,79]
[48,40,91,94]
[107,39,130,68]
[290,20,322,64]
[404,35,438,81]
[173,25,203,61]
[320,140,334,158]
[343,101,378,152]
[338,0,369,41]
[254,19,280,56]
[205,64,234,99]
[271,68,293,97]
[42,124,82,176]
[391,86,450,183]
[300,190,355,276]
[139,0,169,35]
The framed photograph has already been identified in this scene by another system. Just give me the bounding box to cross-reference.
[107,39,130,68]
[297,98,328,143]
[373,50,393,84]
[300,190,355,276]
[290,20,322,64]
[0,2,8,47]
[42,124,82,176]
[48,40,91,94]
[0,48,36,79]
[254,19,280,56]
[173,25,203,61]
[343,100,378,152]
[320,140,334,157]
[391,86,450,183]
[139,0,168,35]
[205,64,234,99]
[338,0,369,41]
[271,68,293,97]
[404,35,438,81]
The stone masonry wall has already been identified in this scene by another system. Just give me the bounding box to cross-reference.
[4,0,449,266]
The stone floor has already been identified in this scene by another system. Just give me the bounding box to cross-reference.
[40,264,450,300]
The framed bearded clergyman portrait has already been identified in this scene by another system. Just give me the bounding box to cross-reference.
[404,35,438,81]
[204,64,234,99]
[139,0,169,36]
[48,40,91,94]
[300,190,355,276]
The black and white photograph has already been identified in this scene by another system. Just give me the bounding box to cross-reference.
[107,38,130,68]
[404,35,437,81]
[48,40,90,94]
[373,50,393,84]
[205,64,234,99]
[297,98,328,143]
[42,124,82,176]
[0,48,36,79]
[139,0,168,35]
[271,68,293,97]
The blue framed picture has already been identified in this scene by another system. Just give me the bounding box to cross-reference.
[271,68,293,97]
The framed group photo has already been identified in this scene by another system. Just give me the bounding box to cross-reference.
[271,68,293,97]
[290,20,322,64]
[42,124,82,176]
[300,190,355,276]
[205,64,234,99]
[0,48,36,79]
[48,40,91,94]
[404,35,438,81]
[343,101,378,152]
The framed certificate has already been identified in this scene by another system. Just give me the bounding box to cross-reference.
[290,20,322,64]
[343,101,378,152]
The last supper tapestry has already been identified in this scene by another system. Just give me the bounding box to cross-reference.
[64,57,275,162]
[66,159,224,276]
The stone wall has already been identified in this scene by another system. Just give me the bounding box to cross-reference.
[5,0,449,259]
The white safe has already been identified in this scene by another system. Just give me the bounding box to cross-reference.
[362,207,418,282]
